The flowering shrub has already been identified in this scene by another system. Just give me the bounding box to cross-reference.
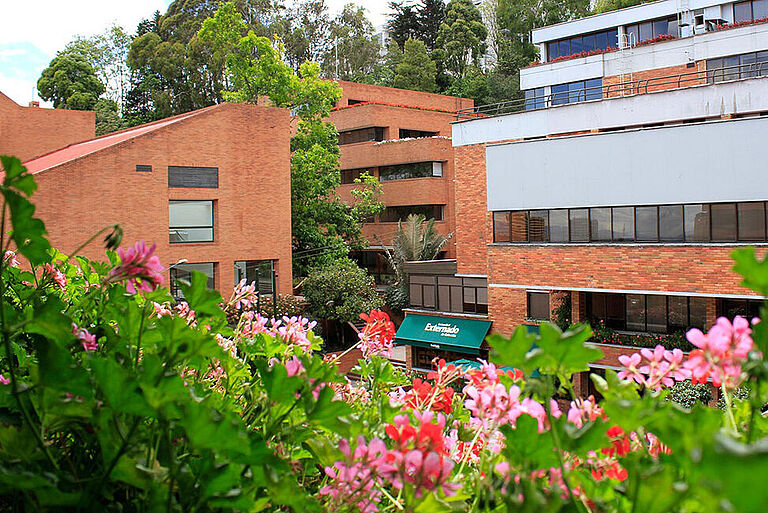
[590,320,694,350]
[5,153,768,511]
[716,16,768,31]
[528,34,676,68]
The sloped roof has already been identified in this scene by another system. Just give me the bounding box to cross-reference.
[23,105,220,174]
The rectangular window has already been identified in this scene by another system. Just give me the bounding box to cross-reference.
[659,205,684,241]
[550,210,569,242]
[584,78,603,100]
[399,129,437,139]
[171,263,215,299]
[684,204,710,241]
[510,212,529,242]
[548,42,559,60]
[734,0,753,21]
[639,22,653,42]
[711,203,737,241]
[606,29,618,48]
[582,34,596,52]
[527,291,550,320]
[338,126,385,145]
[234,260,274,294]
[380,205,443,222]
[668,296,689,330]
[590,207,611,241]
[169,200,214,243]
[755,0,768,19]
[529,211,549,242]
[626,294,646,331]
[759,51,768,76]
[741,52,757,78]
[653,19,669,37]
[569,209,589,242]
[612,207,635,241]
[723,55,741,81]
[552,83,569,105]
[646,295,667,333]
[738,202,766,240]
[524,87,546,110]
[690,297,708,329]
[570,36,583,54]
[136,164,152,173]
[595,31,609,50]
[379,162,440,181]
[168,166,219,188]
[558,39,570,58]
[340,167,374,184]
[635,206,658,241]
[493,211,511,242]
[721,298,763,320]
[568,81,585,103]
[707,58,724,84]
[626,25,639,46]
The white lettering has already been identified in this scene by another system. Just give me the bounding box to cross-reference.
[424,322,460,338]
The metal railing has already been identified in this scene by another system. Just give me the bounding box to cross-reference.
[456,62,768,120]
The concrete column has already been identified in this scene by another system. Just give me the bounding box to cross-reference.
[539,42,548,62]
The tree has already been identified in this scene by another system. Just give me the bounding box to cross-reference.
[387,1,421,48]
[435,0,488,79]
[303,258,383,324]
[94,98,128,135]
[37,53,105,110]
[381,214,452,310]
[416,0,447,50]
[594,0,648,13]
[392,38,438,93]
[277,0,333,72]
[321,4,381,81]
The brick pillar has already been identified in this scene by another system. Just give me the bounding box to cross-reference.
[572,292,585,323]
[706,298,718,328]
[405,345,414,370]
[572,371,590,399]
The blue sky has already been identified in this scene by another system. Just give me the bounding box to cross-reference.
[0,0,390,106]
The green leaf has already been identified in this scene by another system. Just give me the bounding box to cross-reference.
[3,189,50,265]
[500,415,559,469]
[91,358,154,417]
[488,327,537,371]
[732,246,768,296]
[179,271,224,319]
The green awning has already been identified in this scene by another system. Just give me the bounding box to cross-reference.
[395,314,492,355]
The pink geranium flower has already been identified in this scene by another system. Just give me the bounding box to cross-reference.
[107,241,164,294]
[683,316,755,388]
[72,323,98,352]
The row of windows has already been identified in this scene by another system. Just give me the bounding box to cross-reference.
[339,126,386,145]
[625,16,678,46]
[380,162,443,181]
[137,165,220,189]
[340,167,375,184]
[547,29,618,61]
[586,292,708,332]
[379,204,444,223]
[726,0,768,23]
[707,51,768,83]
[410,275,489,314]
[493,202,768,244]
[169,200,214,243]
[399,128,437,139]
[524,78,603,110]
[170,260,275,299]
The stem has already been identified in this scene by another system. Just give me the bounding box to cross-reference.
[327,338,362,365]
[61,225,115,265]
[748,380,760,443]
[456,427,484,478]
[378,484,403,511]
[135,301,150,368]
[721,383,738,433]
[546,404,584,513]
[101,417,141,481]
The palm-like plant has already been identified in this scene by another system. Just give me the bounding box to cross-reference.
[379,214,452,310]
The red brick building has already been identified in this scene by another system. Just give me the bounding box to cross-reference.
[331,81,473,285]
[0,91,95,162]
[24,102,293,297]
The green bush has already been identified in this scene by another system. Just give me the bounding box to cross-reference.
[302,257,383,323]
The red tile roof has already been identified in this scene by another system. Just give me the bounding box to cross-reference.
[23,106,216,174]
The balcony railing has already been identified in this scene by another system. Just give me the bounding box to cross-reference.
[456,62,768,120]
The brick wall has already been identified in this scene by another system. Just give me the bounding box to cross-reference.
[336,81,474,112]
[454,143,490,276]
[331,103,458,137]
[603,61,707,98]
[0,92,94,162]
[31,103,293,296]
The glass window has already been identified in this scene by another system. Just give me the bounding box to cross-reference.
[399,129,437,139]
[668,19,679,37]
[639,22,653,42]
[612,207,635,241]
[527,291,550,320]
[529,211,549,242]
[570,36,583,54]
[626,294,646,331]
[552,83,569,105]
[734,1,752,22]
[548,42,560,60]
[493,211,511,242]
[690,297,708,329]
[590,207,611,241]
[338,126,386,145]
[169,200,214,243]
[721,298,763,320]
[635,206,658,241]
[568,81,586,103]
[653,19,669,37]
[738,202,766,240]
[462,287,476,312]
[647,295,667,333]
[589,293,607,319]
[380,205,443,222]
[659,205,684,241]
[569,209,589,242]
[755,0,768,19]
[606,29,618,48]
[605,294,625,329]
[558,39,570,57]
[510,212,529,242]
[550,210,569,242]
[595,31,608,50]
[711,203,737,241]
[741,52,757,78]
[668,296,689,330]
[723,55,740,81]
[626,25,639,46]
[582,34,596,52]
[707,58,724,84]
[171,263,215,299]
[379,162,436,181]
[234,260,274,294]
[684,204,710,241]
[525,88,545,110]
[585,78,603,100]
[758,51,768,76]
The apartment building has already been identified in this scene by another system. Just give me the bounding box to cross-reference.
[396,0,768,380]
[331,81,473,285]
[23,102,293,298]
[0,92,95,162]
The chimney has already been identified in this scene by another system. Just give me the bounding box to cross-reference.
[28,101,40,108]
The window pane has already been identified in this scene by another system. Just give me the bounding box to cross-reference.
[171,263,215,298]
[721,299,747,319]
[595,31,608,50]
[582,34,596,52]
[451,286,463,312]
[689,298,707,329]
[738,202,766,240]
[684,204,710,241]
[659,205,684,241]
[585,78,602,100]
[463,287,476,313]
[668,296,688,329]
[711,203,737,241]
[606,29,618,48]
[569,209,589,242]
[626,25,639,46]
[605,294,625,329]
[568,80,585,103]
[559,39,570,57]
[734,1,752,22]
[438,285,450,311]
[169,200,213,227]
[423,285,435,308]
[548,42,559,60]
[510,212,528,241]
[707,58,724,84]
[590,207,611,241]
[653,19,669,37]
[528,292,550,320]
[626,294,646,330]
[552,83,569,105]
[525,89,537,110]
[759,51,768,76]
[170,227,213,243]
[589,293,607,319]
[741,52,757,78]
[379,162,434,181]
[639,22,653,42]
[723,55,740,81]
[493,211,511,242]
[570,36,582,54]
[636,206,658,241]
[550,210,569,242]
[612,207,635,241]
[529,211,549,241]
[755,0,768,18]
[647,295,667,333]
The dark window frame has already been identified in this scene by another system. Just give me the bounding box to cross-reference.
[410,275,488,315]
[168,166,219,188]
[587,292,709,333]
[170,262,216,299]
[338,126,386,145]
[379,204,444,223]
[169,200,214,244]
[527,291,551,320]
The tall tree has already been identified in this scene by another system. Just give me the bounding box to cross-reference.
[199,2,383,276]
[37,53,105,110]
[392,38,437,92]
[321,4,381,80]
[386,1,421,48]
[416,0,446,50]
[277,0,333,72]
[435,0,488,78]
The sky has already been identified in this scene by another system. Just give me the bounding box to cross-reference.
[0,0,391,107]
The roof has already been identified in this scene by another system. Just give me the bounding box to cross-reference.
[23,105,219,174]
